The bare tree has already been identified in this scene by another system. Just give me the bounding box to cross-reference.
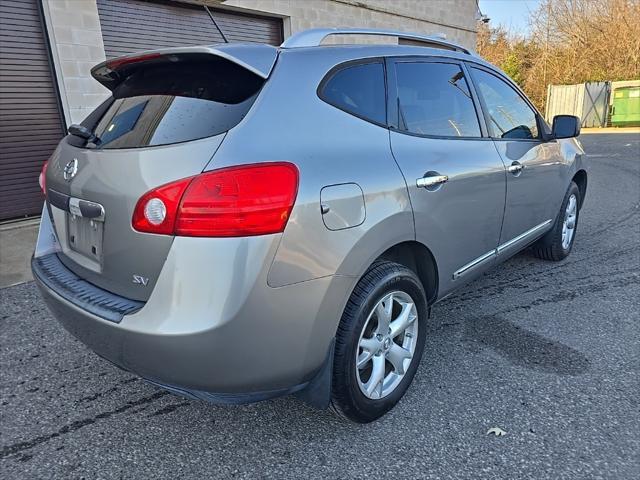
[477,0,640,112]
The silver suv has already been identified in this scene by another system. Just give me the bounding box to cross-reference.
[32,28,587,423]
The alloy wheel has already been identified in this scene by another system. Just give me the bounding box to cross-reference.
[356,291,419,400]
[562,193,577,250]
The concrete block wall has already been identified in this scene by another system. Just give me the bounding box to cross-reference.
[42,0,110,126]
[217,0,479,48]
[43,0,478,126]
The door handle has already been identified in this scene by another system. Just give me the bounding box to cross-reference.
[416,175,448,188]
[507,162,524,175]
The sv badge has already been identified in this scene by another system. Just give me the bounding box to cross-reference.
[132,274,149,286]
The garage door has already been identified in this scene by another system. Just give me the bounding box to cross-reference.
[97,0,283,59]
[0,0,65,220]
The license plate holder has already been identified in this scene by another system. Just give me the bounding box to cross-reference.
[67,213,104,263]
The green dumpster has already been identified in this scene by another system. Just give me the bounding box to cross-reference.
[611,86,640,127]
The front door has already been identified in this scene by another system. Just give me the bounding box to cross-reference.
[387,58,507,297]
[468,66,566,257]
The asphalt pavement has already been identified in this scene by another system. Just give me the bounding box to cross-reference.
[1,133,639,479]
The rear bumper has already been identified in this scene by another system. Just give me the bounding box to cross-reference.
[32,235,354,398]
[32,254,143,323]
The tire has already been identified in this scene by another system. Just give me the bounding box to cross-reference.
[330,261,428,423]
[531,181,581,261]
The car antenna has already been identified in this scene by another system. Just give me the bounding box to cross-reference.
[204,6,229,43]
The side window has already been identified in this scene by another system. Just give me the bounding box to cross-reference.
[394,62,481,138]
[319,62,386,125]
[470,67,539,140]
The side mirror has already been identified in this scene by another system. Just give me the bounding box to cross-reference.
[552,115,581,139]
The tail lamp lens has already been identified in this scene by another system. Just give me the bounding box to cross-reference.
[132,163,299,237]
[132,177,192,235]
[143,198,167,225]
[39,161,48,195]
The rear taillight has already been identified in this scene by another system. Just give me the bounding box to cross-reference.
[132,163,299,237]
[132,177,193,235]
[39,161,48,196]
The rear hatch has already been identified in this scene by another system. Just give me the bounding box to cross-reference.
[45,45,277,301]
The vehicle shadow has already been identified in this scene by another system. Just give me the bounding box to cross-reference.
[424,251,591,378]
[457,314,590,376]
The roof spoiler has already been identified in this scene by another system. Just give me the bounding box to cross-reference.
[91,44,278,91]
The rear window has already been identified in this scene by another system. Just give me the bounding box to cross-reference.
[395,62,481,138]
[319,61,386,125]
[81,56,264,149]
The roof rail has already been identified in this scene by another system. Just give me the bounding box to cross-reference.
[280,27,471,55]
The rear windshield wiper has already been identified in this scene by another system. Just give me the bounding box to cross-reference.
[68,124,101,145]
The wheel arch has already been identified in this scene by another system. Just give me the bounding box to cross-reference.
[297,240,440,410]
[375,241,439,305]
[572,169,587,209]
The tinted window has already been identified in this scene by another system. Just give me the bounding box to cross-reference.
[320,62,386,125]
[395,62,481,137]
[91,94,256,149]
[82,56,263,149]
[471,68,539,139]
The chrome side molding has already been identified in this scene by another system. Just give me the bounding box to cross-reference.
[453,219,553,280]
[496,219,552,255]
[452,249,496,280]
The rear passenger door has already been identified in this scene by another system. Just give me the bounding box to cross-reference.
[387,58,507,297]
[468,66,566,257]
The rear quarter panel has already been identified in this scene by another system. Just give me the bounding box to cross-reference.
[205,48,415,287]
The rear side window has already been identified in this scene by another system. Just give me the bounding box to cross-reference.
[319,62,386,125]
[470,67,539,140]
[394,62,481,138]
[82,56,264,149]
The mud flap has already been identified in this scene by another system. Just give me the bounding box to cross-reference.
[294,338,335,409]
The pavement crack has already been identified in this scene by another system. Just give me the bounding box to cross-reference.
[149,401,191,416]
[448,247,638,305]
[495,273,639,315]
[75,386,119,404]
[589,205,640,237]
[0,391,168,459]
[455,266,637,304]
[74,377,139,405]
